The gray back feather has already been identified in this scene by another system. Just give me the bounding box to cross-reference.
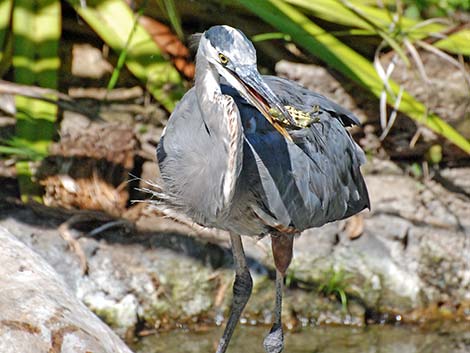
[222,78,369,231]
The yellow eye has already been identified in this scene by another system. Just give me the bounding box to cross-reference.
[218,53,229,65]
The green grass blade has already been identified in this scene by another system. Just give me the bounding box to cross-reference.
[68,0,184,111]
[0,0,12,71]
[107,44,129,91]
[155,0,184,40]
[251,32,292,42]
[106,3,145,91]
[12,0,61,201]
[338,289,348,312]
[0,146,38,156]
[339,1,410,66]
[0,138,47,160]
[238,0,470,153]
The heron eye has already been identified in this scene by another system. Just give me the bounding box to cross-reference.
[218,53,229,65]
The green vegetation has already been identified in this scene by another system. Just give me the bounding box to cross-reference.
[0,0,12,74]
[9,0,60,201]
[68,0,184,110]
[318,267,351,312]
[405,0,470,17]
[155,0,184,40]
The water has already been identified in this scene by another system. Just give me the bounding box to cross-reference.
[133,322,470,353]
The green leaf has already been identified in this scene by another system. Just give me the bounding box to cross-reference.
[68,0,184,111]
[284,0,417,32]
[238,0,470,153]
[252,32,292,42]
[285,0,468,54]
[12,0,61,200]
[107,2,145,91]
[339,0,410,66]
[155,0,184,40]
[0,0,13,72]
[0,137,47,160]
[435,29,470,55]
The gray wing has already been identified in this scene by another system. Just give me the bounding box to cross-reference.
[223,77,369,232]
[157,87,239,226]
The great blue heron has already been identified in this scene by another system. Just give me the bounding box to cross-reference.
[156,25,370,353]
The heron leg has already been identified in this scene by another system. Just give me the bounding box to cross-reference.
[263,234,294,353]
[216,233,253,353]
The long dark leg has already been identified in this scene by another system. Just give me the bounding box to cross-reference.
[216,233,253,353]
[263,234,294,353]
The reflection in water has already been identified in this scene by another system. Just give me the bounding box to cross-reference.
[133,323,470,353]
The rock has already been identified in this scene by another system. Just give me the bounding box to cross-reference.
[1,162,469,333]
[0,201,352,332]
[289,167,470,317]
[0,226,133,353]
[71,43,113,79]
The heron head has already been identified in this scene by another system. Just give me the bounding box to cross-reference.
[197,25,295,139]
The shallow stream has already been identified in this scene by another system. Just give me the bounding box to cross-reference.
[133,322,470,353]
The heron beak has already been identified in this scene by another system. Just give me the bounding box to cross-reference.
[230,68,294,141]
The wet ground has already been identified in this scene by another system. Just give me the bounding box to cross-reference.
[132,322,470,353]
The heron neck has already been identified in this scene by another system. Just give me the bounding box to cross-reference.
[194,52,221,110]
[193,50,244,211]
[193,51,232,137]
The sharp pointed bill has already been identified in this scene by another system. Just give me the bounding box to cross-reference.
[201,25,295,140]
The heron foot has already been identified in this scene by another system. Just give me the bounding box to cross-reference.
[263,323,284,353]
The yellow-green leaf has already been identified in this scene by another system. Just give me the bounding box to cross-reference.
[68,0,184,111]
[12,0,61,200]
[0,0,13,74]
[435,29,470,55]
[285,0,467,55]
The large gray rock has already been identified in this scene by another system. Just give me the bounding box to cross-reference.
[0,227,133,353]
[291,170,470,313]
